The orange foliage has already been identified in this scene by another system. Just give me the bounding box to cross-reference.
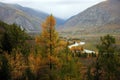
[35,15,63,72]
[36,15,59,54]
[59,40,67,47]
[70,46,83,52]
[35,36,40,43]
[5,53,26,79]
[48,55,60,67]
[28,53,41,74]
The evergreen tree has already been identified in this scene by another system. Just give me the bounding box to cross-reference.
[93,57,102,80]
[1,32,12,53]
[96,34,120,80]
[7,24,26,49]
[0,55,11,80]
[0,23,29,54]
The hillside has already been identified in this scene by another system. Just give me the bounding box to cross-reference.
[61,0,120,34]
[0,2,64,33]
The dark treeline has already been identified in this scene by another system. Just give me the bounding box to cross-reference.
[0,21,30,54]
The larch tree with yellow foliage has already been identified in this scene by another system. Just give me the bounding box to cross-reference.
[36,15,59,70]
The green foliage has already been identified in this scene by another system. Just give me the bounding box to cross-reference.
[95,34,120,80]
[0,55,11,80]
[97,34,116,55]
[59,52,81,80]
[7,24,27,49]
[1,32,12,53]
[1,17,117,80]
[0,23,30,54]
[93,58,102,80]
[23,68,35,80]
[79,53,87,58]
[86,66,93,80]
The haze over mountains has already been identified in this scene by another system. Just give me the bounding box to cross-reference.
[61,0,120,34]
[0,0,120,35]
[0,2,64,33]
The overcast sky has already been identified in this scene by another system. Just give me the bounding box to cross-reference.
[0,0,105,19]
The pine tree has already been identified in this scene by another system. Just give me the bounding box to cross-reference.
[0,23,28,54]
[0,55,11,80]
[1,32,12,53]
[96,34,120,80]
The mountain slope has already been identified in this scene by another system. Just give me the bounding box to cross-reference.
[61,0,120,34]
[0,2,64,33]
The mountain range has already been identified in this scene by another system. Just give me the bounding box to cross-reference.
[0,2,64,33]
[0,0,120,35]
[61,0,120,34]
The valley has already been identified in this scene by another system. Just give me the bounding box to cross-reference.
[0,0,120,80]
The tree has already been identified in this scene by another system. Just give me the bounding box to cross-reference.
[1,32,12,53]
[0,23,29,54]
[36,15,59,68]
[0,55,11,80]
[97,34,116,56]
[35,15,59,80]
[93,57,102,80]
[96,34,120,80]
[60,54,81,80]
[7,24,27,50]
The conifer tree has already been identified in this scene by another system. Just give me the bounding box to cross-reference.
[1,32,12,53]
[35,15,59,80]
[96,34,120,80]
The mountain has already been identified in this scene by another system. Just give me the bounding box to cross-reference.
[0,2,64,33]
[61,0,120,34]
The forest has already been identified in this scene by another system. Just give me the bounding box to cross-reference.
[0,15,120,80]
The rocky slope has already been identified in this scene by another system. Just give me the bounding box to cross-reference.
[61,0,120,34]
[0,2,64,33]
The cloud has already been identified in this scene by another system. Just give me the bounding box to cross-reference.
[0,0,104,4]
[0,0,105,19]
[0,0,23,3]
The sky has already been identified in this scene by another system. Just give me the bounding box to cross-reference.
[0,0,105,19]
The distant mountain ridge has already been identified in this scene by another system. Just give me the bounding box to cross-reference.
[0,2,64,33]
[61,0,120,34]
[0,1,119,35]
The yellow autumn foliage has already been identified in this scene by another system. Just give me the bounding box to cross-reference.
[5,53,26,80]
[28,53,41,74]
